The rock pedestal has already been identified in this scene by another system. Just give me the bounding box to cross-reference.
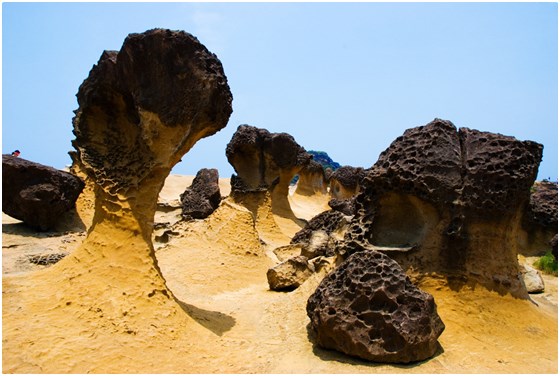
[343,119,543,297]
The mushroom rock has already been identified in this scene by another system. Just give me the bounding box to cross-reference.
[520,181,558,257]
[295,159,328,196]
[307,250,445,363]
[180,168,221,220]
[329,165,366,200]
[2,154,85,231]
[226,124,311,214]
[226,125,311,244]
[343,118,543,297]
[49,29,231,318]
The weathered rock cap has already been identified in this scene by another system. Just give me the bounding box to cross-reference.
[72,28,232,195]
[2,155,84,231]
[525,181,558,229]
[180,168,221,220]
[365,118,543,215]
[226,124,311,191]
[307,249,445,364]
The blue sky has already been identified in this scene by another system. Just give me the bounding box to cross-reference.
[3,2,558,181]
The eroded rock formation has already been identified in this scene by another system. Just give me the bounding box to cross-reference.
[180,168,221,220]
[2,155,84,231]
[226,125,311,215]
[329,165,366,200]
[307,250,445,363]
[295,160,328,196]
[520,181,558,256]
[62,28,232,315]
[343,118,543,297]
[267,255,315,291]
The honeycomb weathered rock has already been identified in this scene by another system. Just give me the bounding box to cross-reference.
[307,250,445,363]
[343,119,543,297]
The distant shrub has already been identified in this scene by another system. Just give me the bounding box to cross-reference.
[533,251,558,276]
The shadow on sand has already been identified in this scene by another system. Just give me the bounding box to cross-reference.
[178,300,236,336]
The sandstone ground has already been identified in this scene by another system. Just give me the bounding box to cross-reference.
[2,175,557,373]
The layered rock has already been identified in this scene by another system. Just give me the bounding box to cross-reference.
[60,28,232,316]
[2,155,84,231]
[343,118,543,297]
[307,250,445,363]
[294,160,328,196]
[180,168,221,220]
[520,181,558,256]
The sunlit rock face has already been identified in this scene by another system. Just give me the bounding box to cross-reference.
[66,28,232,310]
[295,160,328,196]
[343,118,543,297]
[329,165,366,200]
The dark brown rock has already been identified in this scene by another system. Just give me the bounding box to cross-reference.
[520,181,557,257]
[343,119,543,297]
[226,125,311,218]
[328,197,355,216]
[329,166,366,200]
[291,210,346,247]
[180,168,221,220]
[73,29,232,196]
[526,181,558,229]
[307,250,445,364]
[2,155,84,231]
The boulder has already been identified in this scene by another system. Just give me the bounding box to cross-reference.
[343,119,543,297]
[521,264,545,294]
[2,155,84,231]
[307,250,445,363]
[267,255,314,291]
[329,165,366,200]
[180,168,221,220]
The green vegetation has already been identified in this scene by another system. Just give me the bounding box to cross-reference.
[533,251,558,276]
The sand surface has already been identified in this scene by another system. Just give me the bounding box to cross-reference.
[2,175,558,373]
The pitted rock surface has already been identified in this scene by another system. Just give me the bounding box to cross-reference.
[291,210,346,247]
[307,250,445,363]
[525,181,558,229]
[329,166,366,200]
[2,155,84,231]
[328,197,355,216]
[66,28,232,312]
[344,118,543,297]
[180,168,221,220]
[459,127,543,216]
[72,28,232,196]
[226,124,311,192]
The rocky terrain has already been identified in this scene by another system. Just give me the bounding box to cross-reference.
[2,28,558,373]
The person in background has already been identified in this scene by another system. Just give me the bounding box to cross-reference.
[11,150,20,157]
